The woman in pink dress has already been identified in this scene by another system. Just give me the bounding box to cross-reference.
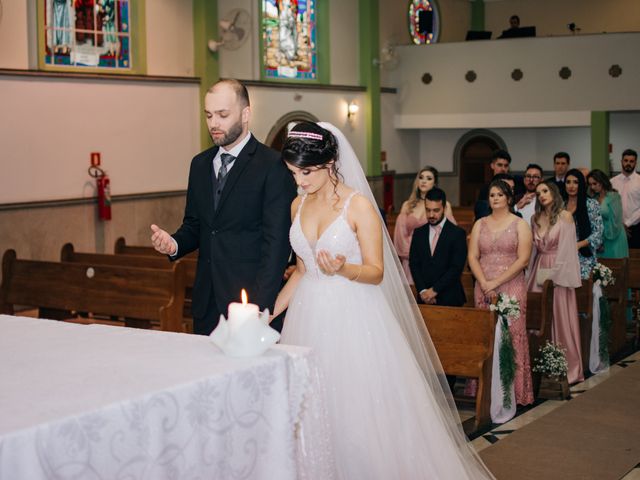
[527,181,584,384]
[468,179,534,406]
[394,166,456,283]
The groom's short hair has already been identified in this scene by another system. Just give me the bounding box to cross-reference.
[207,79,250,108]
[425,187,447,206]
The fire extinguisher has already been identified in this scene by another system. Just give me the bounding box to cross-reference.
[88,163,112,221]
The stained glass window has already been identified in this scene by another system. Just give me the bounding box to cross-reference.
[43,0,131,70]
[261,0,318,81]
[408,0,440,45]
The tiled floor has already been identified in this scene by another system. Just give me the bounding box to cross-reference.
[458,349,640,478]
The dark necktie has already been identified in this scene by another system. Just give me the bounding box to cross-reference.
[218,153,235,181]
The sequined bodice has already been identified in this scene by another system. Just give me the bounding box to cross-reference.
[290,192,362,277]
[477,218,519,281]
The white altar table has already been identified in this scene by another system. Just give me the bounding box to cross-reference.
[0,315,330,480]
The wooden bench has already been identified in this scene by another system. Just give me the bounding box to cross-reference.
[1,249,186,332]
[575,277,594,373]
[598,258,629,358]
[418,304,496,430]
[113,238,197,319]
[628,257,640,348]
[61,243,194,331]
[526,280,554,398]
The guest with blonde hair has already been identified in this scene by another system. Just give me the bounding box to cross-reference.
[394,166,456,283]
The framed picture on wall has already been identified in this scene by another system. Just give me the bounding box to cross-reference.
[38,0,144,74]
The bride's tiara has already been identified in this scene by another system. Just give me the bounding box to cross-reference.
[287,131,323,140]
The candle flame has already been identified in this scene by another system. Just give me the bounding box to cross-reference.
[241,289,248,305]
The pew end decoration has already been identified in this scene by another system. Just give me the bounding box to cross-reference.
[488,293,519,422]
[591,263,615,371]
[533,341,569,400]
[592,263,614,288]
[210,289,280,357]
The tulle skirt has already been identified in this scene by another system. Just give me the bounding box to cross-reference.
[281,273,491,479]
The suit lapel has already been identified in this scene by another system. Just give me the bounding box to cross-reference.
[206,147,219,224]
[214,135,257,216]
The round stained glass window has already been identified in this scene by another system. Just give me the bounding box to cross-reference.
[409,0,440,45]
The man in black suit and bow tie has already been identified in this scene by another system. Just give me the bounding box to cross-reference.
[409,187,467,307]
[151,79,296,335]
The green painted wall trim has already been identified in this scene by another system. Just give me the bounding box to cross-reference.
[470,0,485,31]
[36,0,147,74]
[359,0,381,177]
[193,0,219,150]
[258,1,329,84]
[591,111,610,174]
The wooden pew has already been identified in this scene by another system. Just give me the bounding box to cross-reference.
[526,280,554,398]
[1,249,186,332]
[418,304,496,430]
[61,243,194,331]
[113,238,197,319]
[628,257,640,348]
[575,277,594,374]
[598,258,629,358]
[114,236,197,260]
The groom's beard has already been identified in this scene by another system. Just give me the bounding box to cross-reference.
[211,119,243,147]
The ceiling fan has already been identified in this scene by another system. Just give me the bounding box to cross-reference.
[208,8,251,52]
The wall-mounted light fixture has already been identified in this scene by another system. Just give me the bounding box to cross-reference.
[347,101,359,121]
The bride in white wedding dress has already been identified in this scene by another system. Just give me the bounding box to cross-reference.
[272,122,494,479]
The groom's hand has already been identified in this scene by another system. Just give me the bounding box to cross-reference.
[150,224,177,256]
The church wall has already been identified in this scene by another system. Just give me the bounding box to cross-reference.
[393,33,640,122]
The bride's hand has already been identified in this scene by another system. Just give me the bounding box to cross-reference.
[316,250,346,275]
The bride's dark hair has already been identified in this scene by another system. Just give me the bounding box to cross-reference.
[282,122,339,167]
[282,121,342,197]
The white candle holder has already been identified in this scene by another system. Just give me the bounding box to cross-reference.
[210,308,280,357]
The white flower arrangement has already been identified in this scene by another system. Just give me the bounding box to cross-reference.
[489,293,520,325]
[532,341,568,380]
[592,263,615,287]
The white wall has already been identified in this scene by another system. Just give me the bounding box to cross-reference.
[381,93,420,173]
[247,86,367,166]
[0,76,200,203]
[0,1,31,69]
[146,0,195,77]
[419,126,592,173]
[393,32,640,128]
[611,111,640,171]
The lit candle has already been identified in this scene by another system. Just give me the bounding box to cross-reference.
[227,289,259,331]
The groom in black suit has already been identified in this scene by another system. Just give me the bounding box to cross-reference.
[151,79,296,335]
[409,188,467,307]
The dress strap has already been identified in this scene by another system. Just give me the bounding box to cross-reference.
[341,191,359,218]
[294,193,307,220]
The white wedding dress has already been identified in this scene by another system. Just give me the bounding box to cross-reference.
[281,191,493,479]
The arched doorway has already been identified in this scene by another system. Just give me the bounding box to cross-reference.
[455,130,507,207]
[265,111,319,151]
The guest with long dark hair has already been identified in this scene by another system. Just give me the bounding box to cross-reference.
[587,169,629,258]
[564,168,603,279]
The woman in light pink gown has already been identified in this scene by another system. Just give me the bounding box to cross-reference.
[394,166,456,283]
[527,181,584,384]
[468,179,534,406]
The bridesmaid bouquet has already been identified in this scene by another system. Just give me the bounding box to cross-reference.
[592,263,615,287]
[489,294,521,326]
[532,341,568,380]
[490,293,519,408]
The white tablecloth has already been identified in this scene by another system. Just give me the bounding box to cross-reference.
[0,315,332,480]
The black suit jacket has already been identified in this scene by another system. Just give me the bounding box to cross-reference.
[548,176,567,198]
[409,221,468,307]
[172,135,296,319]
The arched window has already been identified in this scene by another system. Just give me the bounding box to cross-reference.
[408,0,440,45]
